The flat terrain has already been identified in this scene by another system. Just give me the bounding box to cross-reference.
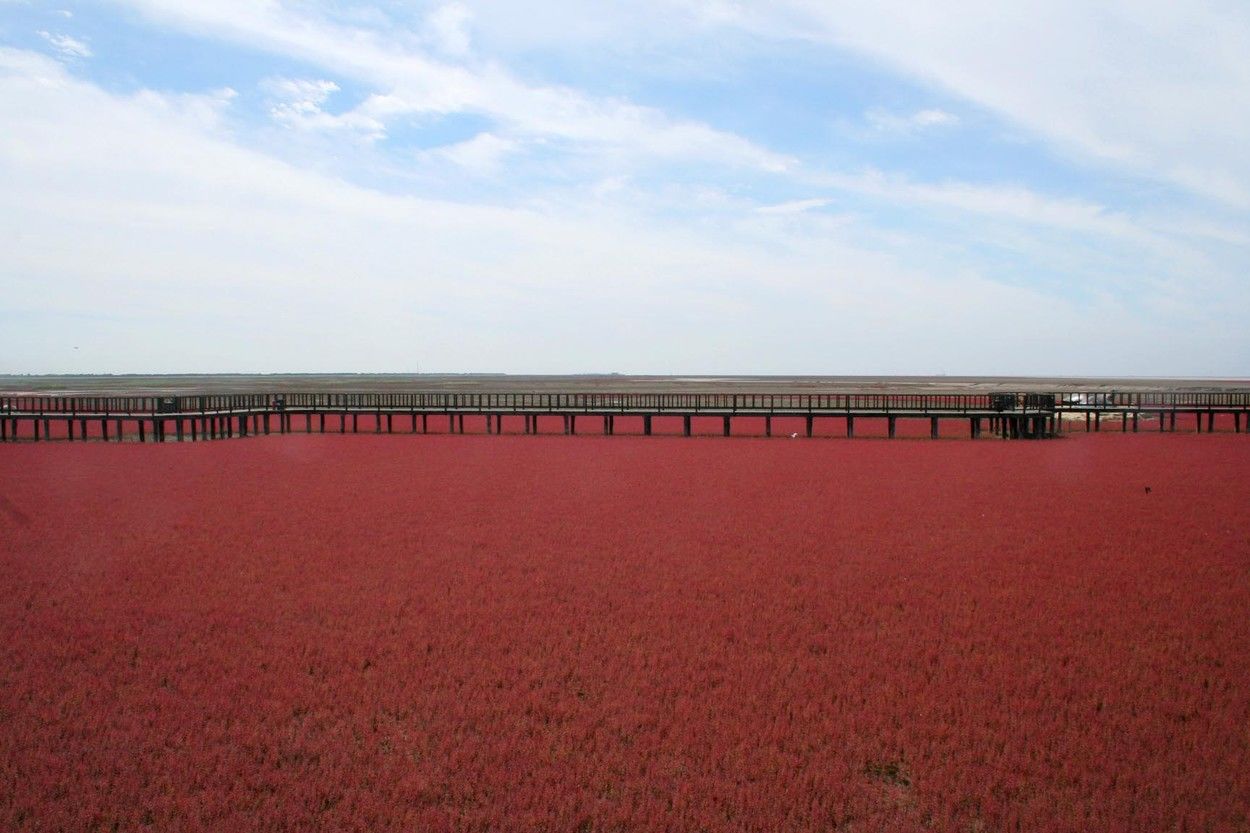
[4,373,1250,396]
[2,433,1248,831]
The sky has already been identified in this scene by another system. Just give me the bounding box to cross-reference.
[1,1,1248,376]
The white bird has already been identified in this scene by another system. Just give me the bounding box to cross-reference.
[790,432,798,438]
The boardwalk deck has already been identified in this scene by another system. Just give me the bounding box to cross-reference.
[3,388,1249,442]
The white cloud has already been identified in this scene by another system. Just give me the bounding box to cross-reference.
[352,2,1250,209]
[130,85,237,132]
[264,76,339,115]
[111,0,794,173]
[37,30,92,59]
[6,46,1240,375]
[815,169,1144,240]
[864,107,959,134]
[756,198,832,215]
[423,131,518,174]
[260,76,385,139]
[425,3,473,56]
[758,0,1250,208]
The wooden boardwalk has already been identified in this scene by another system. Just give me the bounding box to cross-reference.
[3,389,1249,442]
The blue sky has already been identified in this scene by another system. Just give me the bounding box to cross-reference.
[1,0,1247,375]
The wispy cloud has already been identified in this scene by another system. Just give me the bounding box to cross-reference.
[755,0,1250,208]
[4,2,1248,375]
[756,198,832,215]
[37,30,91,59]
[261,76,385,139]
[864,107,959,135]
[424,2,473,56]
[8,46,1240,375]
[113,0,795,173]
[422,131,518,174]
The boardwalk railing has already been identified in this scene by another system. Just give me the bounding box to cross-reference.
[15,390,1246,415]
[3,390,1249,442]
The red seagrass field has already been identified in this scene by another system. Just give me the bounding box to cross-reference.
[1,431,1248,832]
